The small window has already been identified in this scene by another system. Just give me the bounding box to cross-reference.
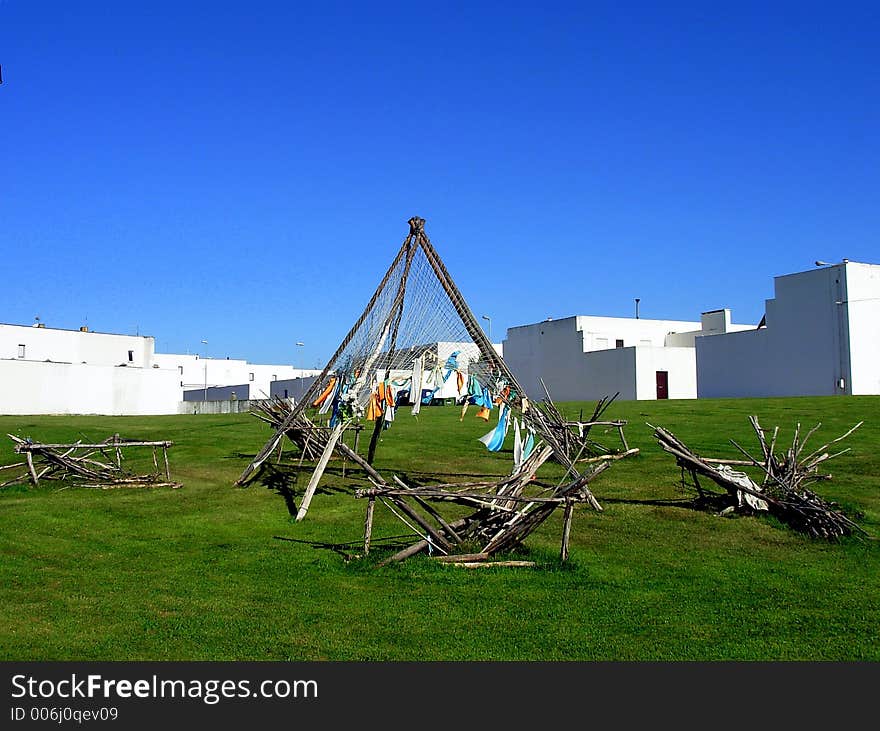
[178,366,183,375]
[17,344,25,358]
[283,389,289,398]
[272,374,277,381]
[128,350,134,362]
[249,372,254,381]
[615,339,624,348]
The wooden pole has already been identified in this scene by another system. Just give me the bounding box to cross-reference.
[366,415,384,465]
[560,501,574,562]
[363,497,375,555]
[25,451,39,486]
[162,446,171,481]
[296,421,345,521]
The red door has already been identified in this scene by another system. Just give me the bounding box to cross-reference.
[656,371,669,400]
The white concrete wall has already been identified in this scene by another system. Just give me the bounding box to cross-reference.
[152,353,319,400]
[844,263,880,395]
[634,346,697,400]
[696,261,880,398]
[695,329,771,398]
[0,359,181,415]
[574,315,702,350]
[505,316,712,401]
[0,323,153,367]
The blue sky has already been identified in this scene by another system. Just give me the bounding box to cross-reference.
[2,1,877,367]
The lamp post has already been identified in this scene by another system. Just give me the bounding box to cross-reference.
[296,342,305,401]
[481,315,492,342]
[201,339,208,403]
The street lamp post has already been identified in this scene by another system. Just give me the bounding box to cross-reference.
[201,339,208,403]
[296,342,305,401]
[481,315,492,342]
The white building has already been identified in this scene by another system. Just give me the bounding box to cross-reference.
[503,311,752,401]
[151,353,317,402]
[0,322,181,415]
[697,261,880,397]
[0,321,320,415]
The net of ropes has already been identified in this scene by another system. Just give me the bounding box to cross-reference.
[306,228,506,428]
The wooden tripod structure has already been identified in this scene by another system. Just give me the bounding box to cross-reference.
[238,217,616,562]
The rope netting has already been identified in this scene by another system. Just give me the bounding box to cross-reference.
[308,237,505,425]
[237,219,522,487]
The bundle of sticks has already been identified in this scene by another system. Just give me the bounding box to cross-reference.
[652,417,865,540]
[1,434,180,490]
[356,443,609,565]
[525,384,637,465]
[250,396,332,461]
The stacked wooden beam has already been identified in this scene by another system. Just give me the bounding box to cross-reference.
[355,443,611,565]
[1,434,180,489]
[652,417,865,540]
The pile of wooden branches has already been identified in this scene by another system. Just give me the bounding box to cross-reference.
[355,443,610,565]
[526,384,638,465]
[1,434,180,490]
[249,396,373,479]
[652,417,865,540]
[251,396,332,460]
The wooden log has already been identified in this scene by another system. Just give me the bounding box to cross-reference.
[377,539,429,566]
[434,553,489,563]
[410,494,464,543]
[560,501,574,562]
[162,446,171,481]
[386,496,453,553]
[25,451,39,486]
[444,560,536,569]
[366,414,385,465]
[375,517,471,566]
[14,440,173,450]
[296,420,345,521]
[363,497,375,555]
[336,440,386,484]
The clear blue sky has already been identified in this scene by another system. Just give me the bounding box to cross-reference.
[2,1,877,367]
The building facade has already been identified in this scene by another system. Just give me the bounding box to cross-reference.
[696,261,880,397]
[0,322,319,414]
[503,311,752,401]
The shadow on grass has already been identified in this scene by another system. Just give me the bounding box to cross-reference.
[273,534,415,561]
[256,463,354,517]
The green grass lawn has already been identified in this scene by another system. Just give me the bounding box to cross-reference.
[0,396,878,661]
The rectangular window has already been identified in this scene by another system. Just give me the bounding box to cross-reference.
[128,350,134,362]
[249,372,255,381]
[17,344,25,358]
[178,366,184,375]
[615,339,624,348]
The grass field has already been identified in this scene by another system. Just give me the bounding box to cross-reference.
[1,396,878,661]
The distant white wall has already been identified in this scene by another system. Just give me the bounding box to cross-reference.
[0,359,181,415]
[504,316,707,401]
[0,323,153,367]
[697,262,880,397]
[635,347,697,400]
[843,263,880,395]
[574,315,702,350]
[152,353,319,401]
[695,329,770,398]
